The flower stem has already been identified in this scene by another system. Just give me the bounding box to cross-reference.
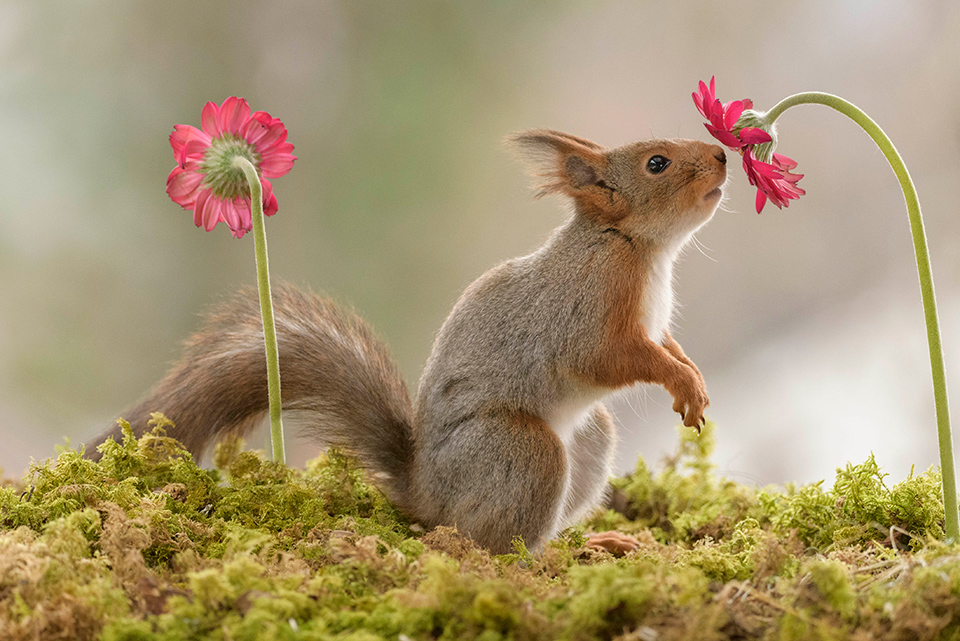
[233,156,285,464]
[766,92,957,541]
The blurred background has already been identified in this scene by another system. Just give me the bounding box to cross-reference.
[1,0,959,489]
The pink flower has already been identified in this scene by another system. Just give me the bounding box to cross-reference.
[692,77,771,150]
[743,150,805,213]
[693,77,803,213]
[166,97,296,238]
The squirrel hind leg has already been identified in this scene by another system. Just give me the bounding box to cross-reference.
[558,406,642,557]
[418,410,568,555]
[557,403,616,530]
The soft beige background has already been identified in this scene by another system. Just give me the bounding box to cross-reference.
[2,1,959,489]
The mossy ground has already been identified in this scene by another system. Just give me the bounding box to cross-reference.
[2,415,959,640]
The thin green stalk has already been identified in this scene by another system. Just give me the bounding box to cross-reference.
[234,156,285,464]
[765,92,956,541]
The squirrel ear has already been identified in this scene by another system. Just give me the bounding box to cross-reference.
[506,129,607,198]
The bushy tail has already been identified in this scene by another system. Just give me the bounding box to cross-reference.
[93,284,415,504]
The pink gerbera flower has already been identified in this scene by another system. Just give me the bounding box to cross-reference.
[693,77,804,213]
[166,97,296,238]
[743,150,805,213]
[692,77,771,150]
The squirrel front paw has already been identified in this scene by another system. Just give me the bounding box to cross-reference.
[669,366,708,429]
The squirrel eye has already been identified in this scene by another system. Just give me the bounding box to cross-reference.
[646,155,671,174]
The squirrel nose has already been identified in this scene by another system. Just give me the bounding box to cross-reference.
[714,150,727,165]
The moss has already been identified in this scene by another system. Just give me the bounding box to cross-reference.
[3,417,960,640]
[803,558,858,620]
[760,455,946,550]
[601,423,764,544]
[561,562,656,638]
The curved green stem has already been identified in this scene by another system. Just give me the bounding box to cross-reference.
[766,92,956,541]
[233,156,285,464]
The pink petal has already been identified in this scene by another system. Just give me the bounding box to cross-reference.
[209,197,227,230]
[692,92,704,117]
[261,178,278,217]
[169,125,208,164]
[199,192,224,232]
[743,154,780,179]
[200,101,221,138]
[737,127,772,145]
[260,150,297,178]
[166,166,206,207]
[768,190,788,209]
[181,138,210,164]
[782,181,805,196]
[741,152,756,177]
[692,92,706,119]
[742,99,754,110]
[269,141,295,156]
[755,188,767,213]
[193,189,212,229]
[772,153,798,169]
[221,199,250,237]
[247,118,289,155]
[242,120,271,148]
[266,136,291,155]
[708,100,725,130]
[217,96,252,136]
[179,157,203,173]
[207,196,230,231]
[700,79,712,100]
[723,100,744,130]
[705,125,744,149]
[242,111,267,140]
[693,80,713,119]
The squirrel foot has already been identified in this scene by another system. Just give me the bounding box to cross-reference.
[670,367,709,428]
[584,531,640,557]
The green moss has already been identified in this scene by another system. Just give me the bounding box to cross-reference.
[676,519,765,582]
[760,455,946,549]
[804,558,858,620]
[600,423,763,544]
[3,417,960,640]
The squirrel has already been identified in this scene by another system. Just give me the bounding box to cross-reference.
[93,130,727,555]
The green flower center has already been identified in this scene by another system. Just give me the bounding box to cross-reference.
[200,135,262,200]
[734,109,777,163]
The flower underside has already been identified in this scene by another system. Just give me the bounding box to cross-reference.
[165,96,295,238]
[201,135,262,201]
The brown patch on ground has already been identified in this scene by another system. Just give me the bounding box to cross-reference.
[421,525,484,560]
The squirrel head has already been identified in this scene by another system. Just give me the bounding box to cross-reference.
[507,130,727,245]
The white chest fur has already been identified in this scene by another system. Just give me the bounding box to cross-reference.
[543,390,607,447]
[639,251,677,345]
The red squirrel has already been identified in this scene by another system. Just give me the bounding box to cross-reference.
[94,130,727,554]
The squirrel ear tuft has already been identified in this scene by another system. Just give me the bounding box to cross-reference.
[505,129,606,198]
